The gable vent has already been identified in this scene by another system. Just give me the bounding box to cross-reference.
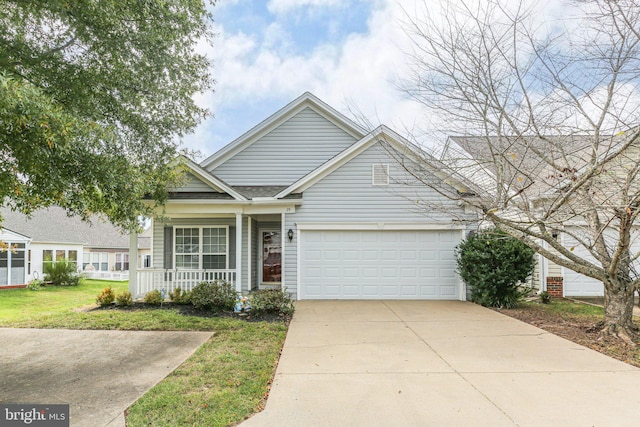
[372,164,389,186]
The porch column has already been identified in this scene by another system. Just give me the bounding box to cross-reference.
[129,231,138,296]
[235,213,242,293]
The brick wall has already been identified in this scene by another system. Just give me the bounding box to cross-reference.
[546,276,563,298]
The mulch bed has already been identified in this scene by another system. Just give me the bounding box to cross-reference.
[90,301,292,323]
[497,301,640,368]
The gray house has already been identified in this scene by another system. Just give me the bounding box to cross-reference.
[131,93,473,300]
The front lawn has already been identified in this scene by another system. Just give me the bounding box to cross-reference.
[499,298,640,368]
[0,280,288,426]
[0,279,129,326]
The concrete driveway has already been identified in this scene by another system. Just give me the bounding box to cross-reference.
[0,328,212,426]
[243,300,640,427]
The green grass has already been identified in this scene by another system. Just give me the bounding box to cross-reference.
[126,320,287,426]
[0,279,289,425]
[0,279,128,325]
[528,298,605,317]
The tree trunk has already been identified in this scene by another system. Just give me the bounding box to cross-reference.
[602,279,637,344]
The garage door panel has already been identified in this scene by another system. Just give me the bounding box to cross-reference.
[563,233,604,296]
[300,230,461,300]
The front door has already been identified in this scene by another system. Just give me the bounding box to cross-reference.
[261,230,281,284]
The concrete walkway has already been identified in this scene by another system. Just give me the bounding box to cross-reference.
[242,300,640,427]
[0,328,213,426]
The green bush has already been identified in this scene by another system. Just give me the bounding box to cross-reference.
[249,289,295,316]
[456,228,535,309]
[96,286,115,306]
[116,291,134,307]
[540,291,552,304]
[43,259,81,286]
[144,289,163,305]
[26,279,44,291]
[169,286,191,304]
[190,280,236,312]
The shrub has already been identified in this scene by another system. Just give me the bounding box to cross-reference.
[169,286,191,305]
[96,286,115,306]
[144,289,163,305]
[43,259,81,286]
[116,291,134,307]
[456,228,535,309]
[540,291,552,304]
[190,280,236,312]
[249,289,295,316]
[26,279,44,291]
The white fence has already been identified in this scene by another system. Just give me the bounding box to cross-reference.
[135,269,237,297]
[83,271,129,281]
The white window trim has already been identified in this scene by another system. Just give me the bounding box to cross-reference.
[44,248,79,270]
[115,252,130,271]
[82,251,108,271]
[372,164,389,186]
[173,225,230,270]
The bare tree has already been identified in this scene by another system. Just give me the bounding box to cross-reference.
[398,0,640,342]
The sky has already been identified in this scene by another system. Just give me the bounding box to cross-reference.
[183,0,637,160]
[185,0,425,159]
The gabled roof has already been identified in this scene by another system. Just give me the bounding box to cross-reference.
[200,92,368,170]
[0,206,129,248]
[275,125,478,199]
[180,156,248,201]
[0,228,31,243]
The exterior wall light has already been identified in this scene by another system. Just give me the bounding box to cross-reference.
[287,229,294,242]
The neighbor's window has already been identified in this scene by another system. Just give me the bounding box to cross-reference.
[175,227,228,269]
[115,253,129,271]
[82,252,109,271]
[42,248,77,272]
[372,164,390,186]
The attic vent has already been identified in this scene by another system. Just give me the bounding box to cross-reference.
[372,164,389,186]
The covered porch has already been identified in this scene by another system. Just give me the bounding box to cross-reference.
[128,203,297,299]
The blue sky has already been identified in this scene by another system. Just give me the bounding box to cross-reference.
[185,0,422,159]
[183,0,616,160]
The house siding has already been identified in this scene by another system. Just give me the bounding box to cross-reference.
[209,107,358,185]
[173,173,216,192]
[284,141,469,297]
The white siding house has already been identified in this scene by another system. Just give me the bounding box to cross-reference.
[133,93,476,300]
[0,206,133,285]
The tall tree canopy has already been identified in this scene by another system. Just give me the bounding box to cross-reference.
[0,0,214,230]
[398,0,640,341]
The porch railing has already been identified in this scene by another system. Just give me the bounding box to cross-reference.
[135,269,237,298]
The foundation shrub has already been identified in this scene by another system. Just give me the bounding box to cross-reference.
[190,280,236,312]
[249,289,295,316]
[456,228,535,309]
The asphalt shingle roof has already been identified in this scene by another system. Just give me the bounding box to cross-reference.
[0,206,129,248]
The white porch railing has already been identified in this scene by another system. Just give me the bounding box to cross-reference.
[84,271,129,281]
[135,269,237,298]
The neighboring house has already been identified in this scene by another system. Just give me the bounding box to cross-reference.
[131,92,476,300]
[137,226,152,269]
[449,135,639,297]
[0,206,132,286]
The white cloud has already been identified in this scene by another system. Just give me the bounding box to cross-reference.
[267,0,343,15]
[185,0,640,158]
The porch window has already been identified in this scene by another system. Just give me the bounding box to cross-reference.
[175,226,228,269]
[0,243,26,286]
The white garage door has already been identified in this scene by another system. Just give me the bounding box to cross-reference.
[300,230,461,299]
